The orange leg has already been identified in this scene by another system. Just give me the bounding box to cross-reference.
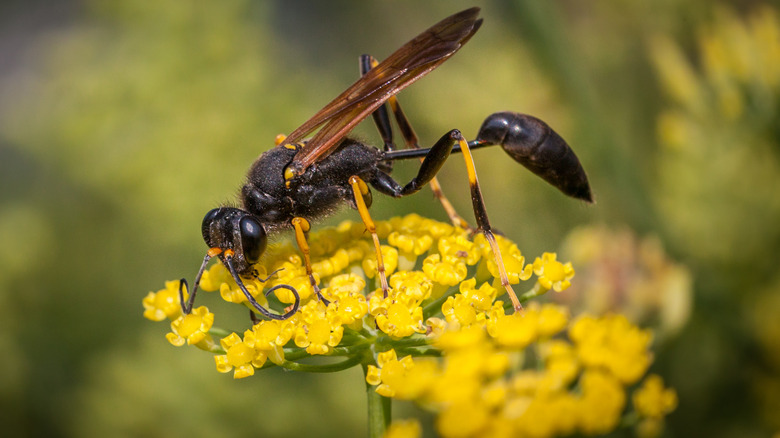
[454,133,523,312]
[291,217,329,304]
[348,175,390,297]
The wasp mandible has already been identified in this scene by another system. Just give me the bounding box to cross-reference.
[178,7,592,320]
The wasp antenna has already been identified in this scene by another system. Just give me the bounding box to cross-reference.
[224,255,300,321]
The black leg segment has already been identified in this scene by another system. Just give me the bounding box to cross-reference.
[360,54,396,153]
[370,129,459,197]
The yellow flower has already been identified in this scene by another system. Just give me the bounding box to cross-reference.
[438,231,481,265]
[198,262,232,292]
[474,233,533,284]
[513,395,573,438]
[145,214,673,438]
[422,254,468,287]
[294,300,344,355]
[539,340,580,384]
[374,300,426,338]
[166,306,214,347]
[577,370,627,435]
[436,400,489,438]
[570,314,653,384]
[434,324,487,351]
[266,256,317,302]
[383,419,422,438]
[425,317,447,337]
[367,350,438,400]
[319,274,369,329]
[362,245,399,280]
[533,252,575,292]
[219,277,266,306]
[633,374,678,419]
[248,318,297,365]
[143,280,183,321]
[487,304,539,348]
[442,293,481,327]
[537,303,569,337]
[214,331,267,379]
[389,271,433,304]
[311,248,351,278]
[386,215,437,262]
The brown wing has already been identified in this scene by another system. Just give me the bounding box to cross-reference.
[283,7,483,176]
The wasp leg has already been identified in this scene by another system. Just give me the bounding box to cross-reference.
[361,54,470,229]
[370,129,458,197]
[348,175,390,297]
[291,217,330,305]
[359,55,395,153]
[222,250,300,320]
[453,132,524,312]
[373,129,524,312]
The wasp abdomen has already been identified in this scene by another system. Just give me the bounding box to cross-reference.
[477,111,592,202]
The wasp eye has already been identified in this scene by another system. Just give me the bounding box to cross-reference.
[239,216,266,264]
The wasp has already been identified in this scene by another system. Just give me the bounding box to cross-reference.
[178,7,592,321]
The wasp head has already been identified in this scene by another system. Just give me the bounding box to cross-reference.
[201,207,267,275]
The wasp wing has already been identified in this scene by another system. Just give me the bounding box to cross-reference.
[284,7,482,175]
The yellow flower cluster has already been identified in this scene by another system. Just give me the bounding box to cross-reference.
[143,214,675,436]
[632,374,678,438]
[215,318,295,378]
[558,225,692,339]
[370,308,671,438]
[143,214,569,377]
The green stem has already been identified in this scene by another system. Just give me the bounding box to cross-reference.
[377,335,429,348]
[278,356,363,373]
[520,282,549,301]
[363,362,391,438]
[329,341,373,356]
[281,348,312,361]
[208,327,232,338]
[395,347,441,357]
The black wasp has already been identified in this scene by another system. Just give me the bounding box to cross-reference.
[178,7,592,321]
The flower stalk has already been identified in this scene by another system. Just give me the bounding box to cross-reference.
[364,362,392,438]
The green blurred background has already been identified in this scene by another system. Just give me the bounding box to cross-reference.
[1,0,779,436]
